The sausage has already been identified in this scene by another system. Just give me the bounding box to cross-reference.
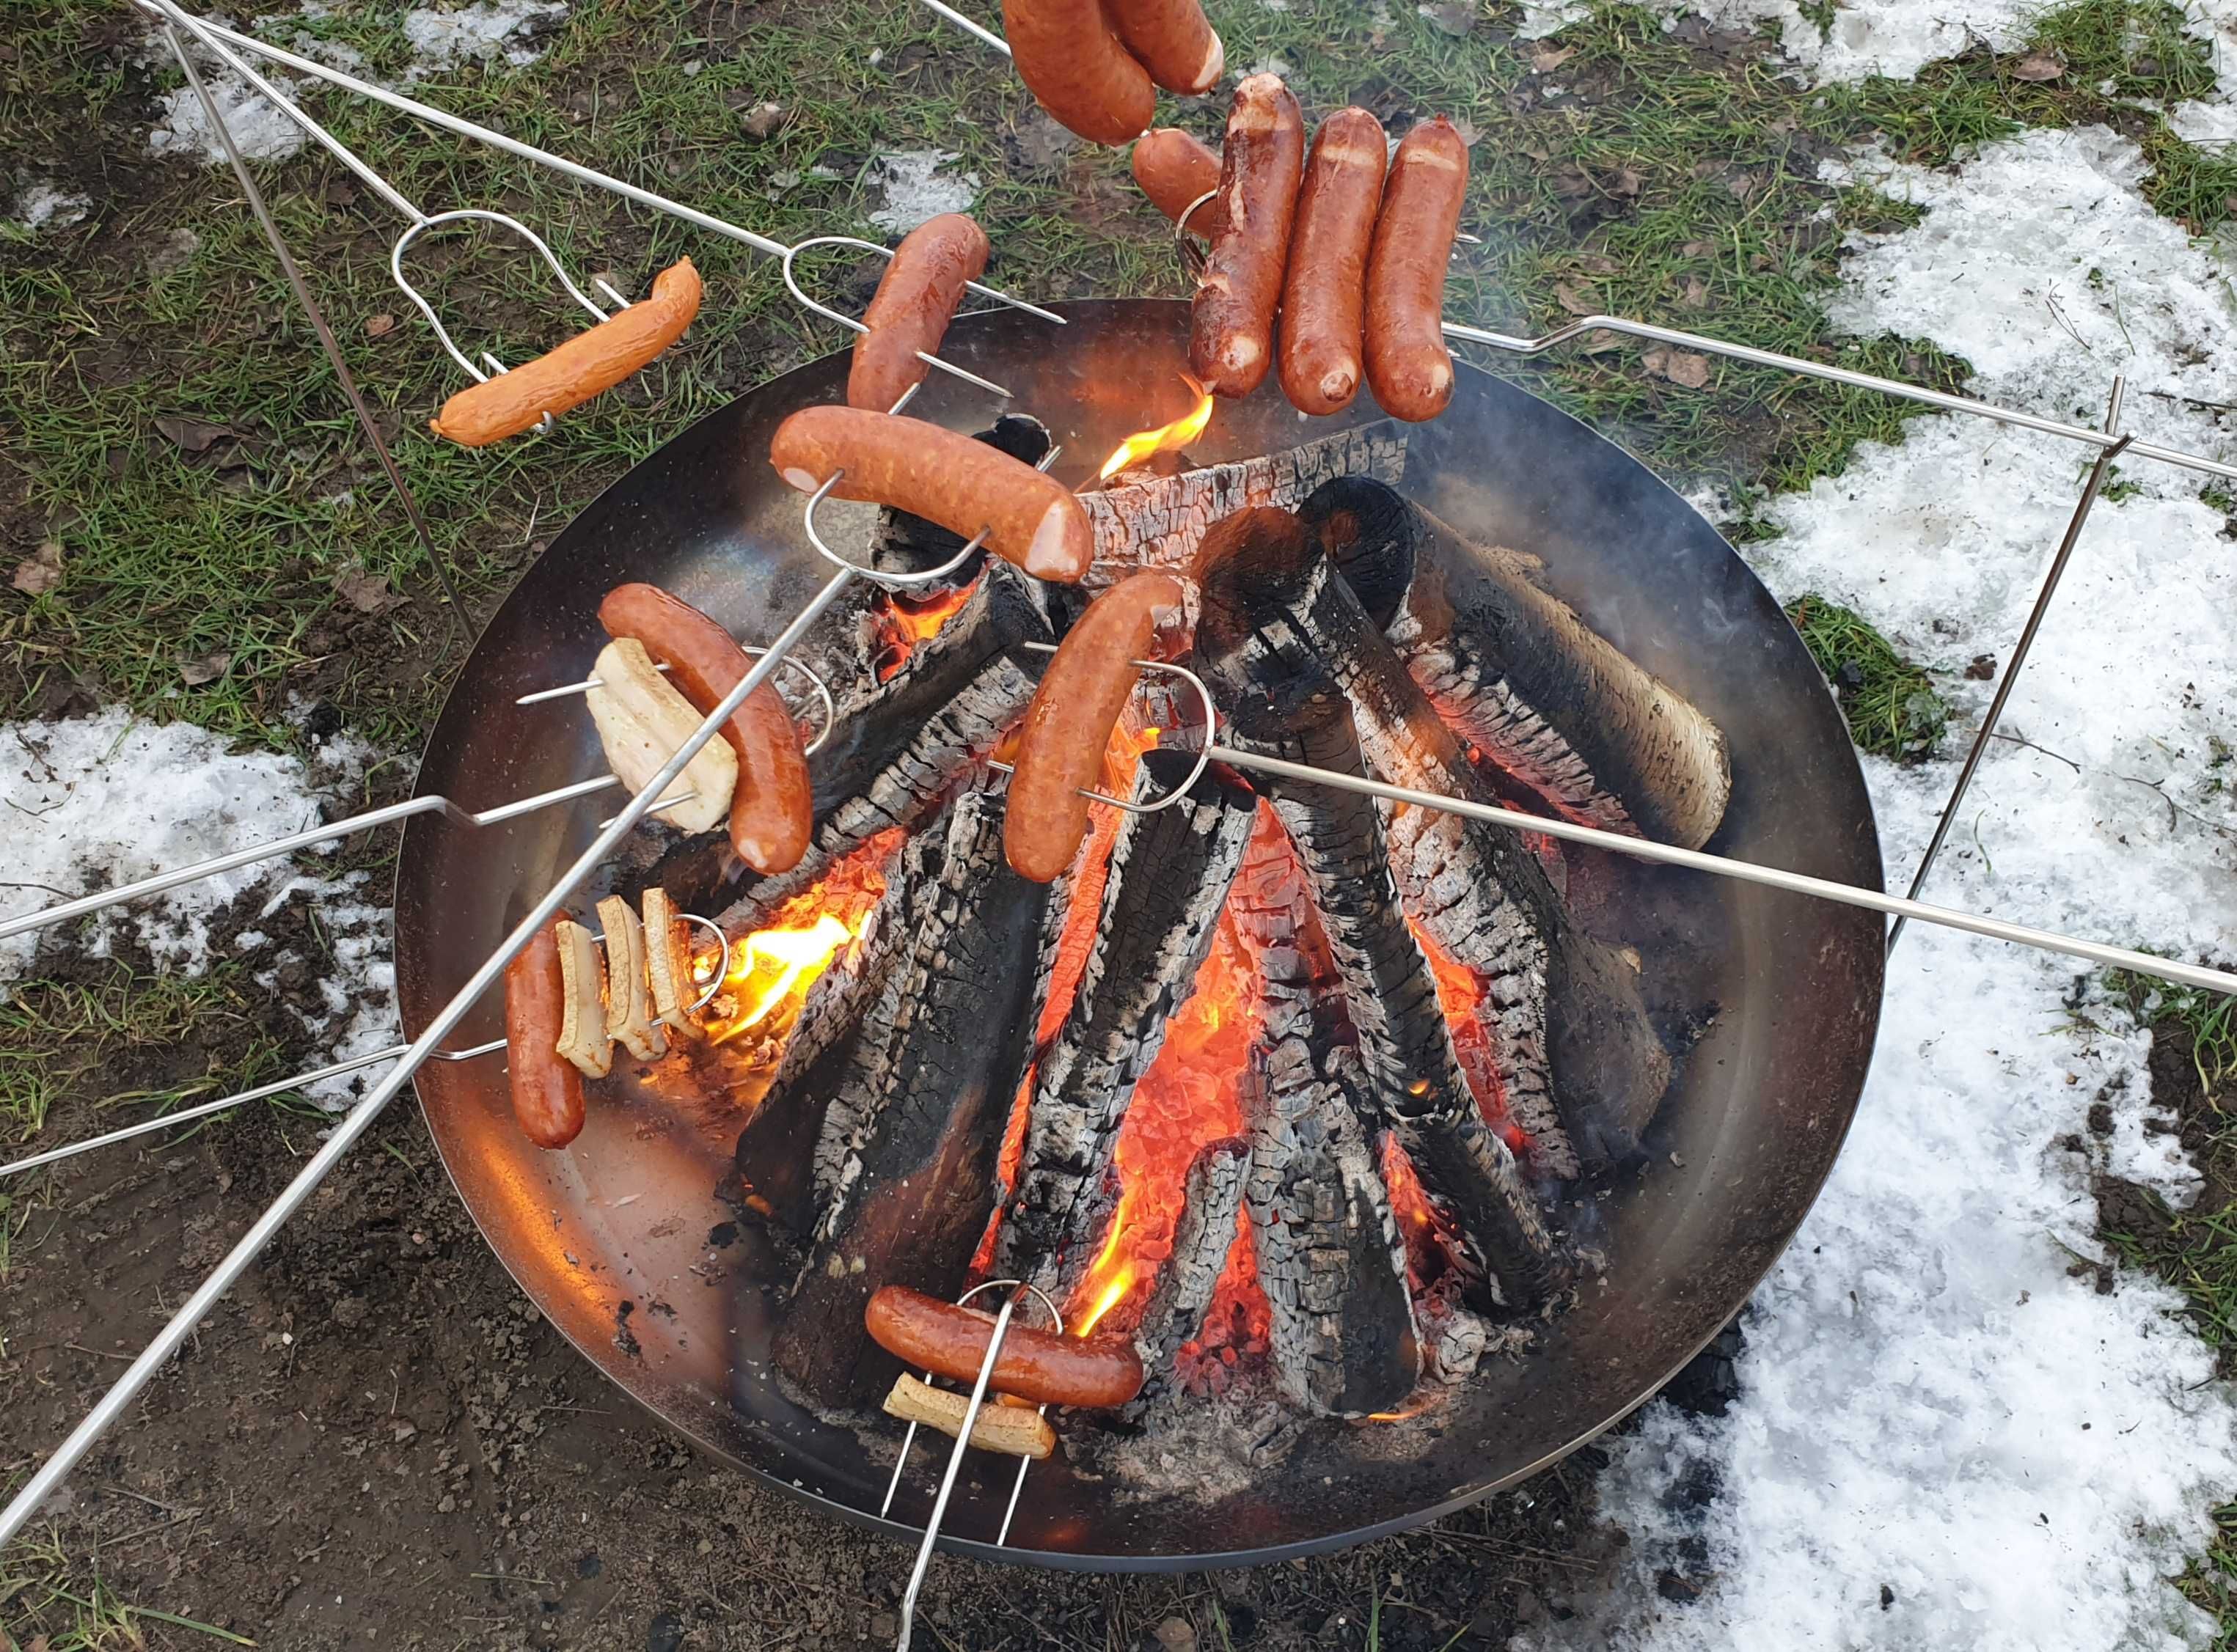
[505,917,586,1149]
[430,258,703,447]
[1106,0,1223,94]
[846,214,991,414]
[1278,108,1388,416]
[598,583,811,875]
[865,1286,1146,1407]
[1188,75,1306,399]
[1003,571,1185,881]
[1131,128,1225,237]
[769,405,1091,584]
[1363,117,1468,423]
[1000,0,1155,146]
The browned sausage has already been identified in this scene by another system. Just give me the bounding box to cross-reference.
[431,259,702,447]
[505,917,586,1149]
[1131,128,1225,237]
[1003,571,1185,881]
[1001,0,1155,146]
[769,406,1091,583]
[1364,117,1468,422]
[1276,109,1388,416]
[865,1286,1146,1407]
[598,583,810,875]
[1106,0,1223,94]
[1189,74,1306,399]
[846,214,991,414]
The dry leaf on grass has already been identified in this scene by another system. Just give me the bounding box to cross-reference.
[1528,41,1577,70]
[1679,274,1710,309]
[739,100,788,139]
[1554,282,1598,317]
[335,567,406,614]
[1642,347,1713,388]
[1581,328,1625,353]
[180,651,234,686]
[153,414,231,453]
[12,539,63,596]
[365,312,396,337]
[2010,49,2065,81]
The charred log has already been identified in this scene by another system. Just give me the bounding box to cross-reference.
[1302,477,1730,851]
[1127,1135,1252,1415]
[1081,425,1407,586]
[997,749,1259,1286]
[731,832,926,1236]
[1196,505,1669,1175]
[867,415,1052,584]
[1229,818,1421,1416]
[771,792,1050,1407]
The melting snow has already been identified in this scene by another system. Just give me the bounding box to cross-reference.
[0,708,400,1104]
[10,182,91,231]
[1537,122,2237,1651]
[865,149,981,235]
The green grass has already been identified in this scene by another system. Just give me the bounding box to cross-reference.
[1783,593,1948,760]
[2181,1502,2237,1652]
[0,1530,256,1647]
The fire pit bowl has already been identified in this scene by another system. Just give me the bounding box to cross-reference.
[394,298,1883,1568]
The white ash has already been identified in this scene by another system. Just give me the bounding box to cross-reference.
[1,706,401,1107]
[10,182,90,231]
[1533,122,2237,1652]
[865,150,981,235]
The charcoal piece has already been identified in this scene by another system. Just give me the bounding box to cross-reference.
[1127,1135,1252,1415]
[997,749,1259,1287]
[770,792,1050,1407]
[1303,476,1730,851]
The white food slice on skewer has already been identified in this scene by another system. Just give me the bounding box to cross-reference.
[554,917,615,1079]
[596,894,667,1062]
[585,636,737,834]
[881,1373,1053,1459]
[641,886,700,1038]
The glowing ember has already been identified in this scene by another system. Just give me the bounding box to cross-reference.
[1069,920,1264,1337]
[1096,374,1215,483]
[871,580,975,682]
[702,831,899,1052]
[1409,919,1529,1154]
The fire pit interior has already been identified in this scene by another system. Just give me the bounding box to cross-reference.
[395,298,1884,1565]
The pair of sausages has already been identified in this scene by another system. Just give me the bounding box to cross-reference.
[865,1286,1145,1409]
[430,258,703,447]
[1176,91,1470,422]
[1003,0,1221,147]
[598,584,812,875]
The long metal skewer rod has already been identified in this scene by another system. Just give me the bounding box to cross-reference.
[1889,381,2130,951]
[0,570,857,1554]
[896,1290,1022,1652]
[1210,745,2237,995]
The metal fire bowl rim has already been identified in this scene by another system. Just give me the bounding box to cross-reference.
[395,296,1885,1571]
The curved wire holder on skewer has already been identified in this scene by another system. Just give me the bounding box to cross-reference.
[139,0,1064,408]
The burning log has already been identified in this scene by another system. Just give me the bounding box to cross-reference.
[1126,1135,1251,1413]
[1302,477,1730,851]
[1196,504,1670,1175]
[771,792,1051,1407]
[1227,815,1421,1416]
[998,748,1259,1290]
[732,832,924,1235]
[1081,423,1407,585]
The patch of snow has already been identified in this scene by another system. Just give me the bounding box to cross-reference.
[11,183,90,231]
[2167,98,2237,144]
[0,708,400,1105]
[865,149,980,234]
[399,0,568,70]
[1516,0,1586,38]
[1244,55,1295,78]
[1649,0,2034,84]
[1537,123,2237,1651]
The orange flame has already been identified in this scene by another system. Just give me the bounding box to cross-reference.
[702,831,900,1052]
[1096,375,1215,483]
[872,581,975,683]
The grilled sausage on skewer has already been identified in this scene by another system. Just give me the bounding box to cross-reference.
[429,258,703,447]
[1189,75,1306,399]
[505,916,586,1149]
[1278,107,1388,416]
[598,583,810,875]
[1003,571,1187,882]
[769,406,1093,583]
[846,213,991,414]
[1001,0,1155,145]
[1106,0,1223,94]
[1364,117,1468,422]
[1130,127,1225,236]
[865,1286,1146,1407]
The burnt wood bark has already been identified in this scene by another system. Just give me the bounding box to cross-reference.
[1196,504,1670,1176]
[1229,818,1421,1415]
[997,749,1259,1287]
[771,792,1051,1407]
[731,831,926,1236]
[1081,425,1407,586]
[1302,477,1731,851]
[1126,1134,1252,1416]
